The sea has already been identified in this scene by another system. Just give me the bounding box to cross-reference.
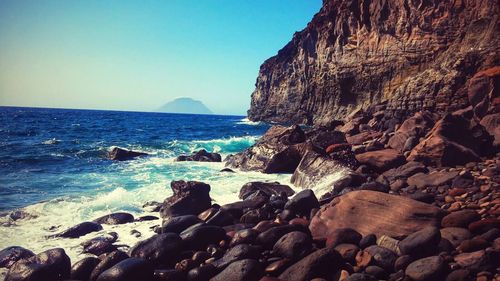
[0,106,346,275]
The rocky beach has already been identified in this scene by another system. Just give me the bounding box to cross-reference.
[1,0,499,280]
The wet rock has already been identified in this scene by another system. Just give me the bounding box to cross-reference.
[211,259,264,281]
[355,149,405,172]
[6,248,71,281]
[291,150,354,190]
[398,227,441,258]
[273,231,312,260]
[129,233,182,266]
[284,189,320,218]
[239,181,294,200]
[334,243,359,263]
[405,256,446,281]
[480,113,500,148]
[310,190,445,239]
[176,149,222,162]
[364,245,397,271]
[90,251,129,281]
[307,128,347,150]
[82,232,118,256]
[213,244,261,270]
[225,125,307,173]
[394,255,413,271]
[256,224,309,249]
[160,180,212,219]
[445,269,471,281]
[186,264,217,281]
[453,250,497,272]
[50,221,103,239]
[359,234,377,249]
[0,246,35,268]
[180,224,227,250]
[154,269,185,281]
[108,147,148,161]
[70,257,100,281]
[407,192,434,203]
[440,227,472,247]
[93,213,134,225]
[457,237,489,253]
[135,215,158,222]
[325,228,362,247]
[205,209,234,227]
[221,196,268,219]
[344,273,377,281]
[96,257,153,281]
[160,215,201,234]
[230,229,259,247]
[278,247,342,281]
[365,265,387,279]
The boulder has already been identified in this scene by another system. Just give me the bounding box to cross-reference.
[160,180,212,219]
[211,259,264,281]
[278,247,342,281]
[325,228,362,247]
[407,170,459,189]
[93,212,134,225]
[364,245,398,271]
[90,251,129,281]
[441,210,480,228]
[440,227,472,248]
[408,114,491,167]
[82,232,118,256]
[50,221,103,239]
[176,149,222,162]
[480,113,500,149]
[310,191,445,239]
[212,244,261,270]
[284,189,320,218]
[6,248,71,281]
[290,150,352,190]
[108,147,147,161]
[129,233,182,266]
[180,224,227,250]
[272,231,312,260]
[70,257,100,281]
[381,161,428,183]
[307,128,347,150]
[355,149,406,172]
[398,227,441,258]
[388,111,435,153]
[0,246,35,269]
[159,215,201,234]
[256,224,309,249]
[96,258,153,281]
[467,66,500,119]
[346,131,382,145]
[225,125,307,173]
[239,181,294,200]
[405,256,446,281]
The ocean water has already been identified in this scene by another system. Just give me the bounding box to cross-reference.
[0,107,297,268]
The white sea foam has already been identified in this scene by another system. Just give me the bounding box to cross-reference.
[236,118,261,125]
[42,138,61,145]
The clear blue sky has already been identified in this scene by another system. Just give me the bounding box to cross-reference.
[0,0,321,115]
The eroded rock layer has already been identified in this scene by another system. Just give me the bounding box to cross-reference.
[248,0,499,125]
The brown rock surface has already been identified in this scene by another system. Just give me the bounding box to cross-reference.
[309,190,445,239]
[247,0,499,125]
[355,149,405,172]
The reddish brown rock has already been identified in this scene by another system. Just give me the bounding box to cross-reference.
[355,149,406,172]
[309,190,445,239]
[388,111,435,153]
[480,113,500,148]
[408,114,490,167]
[347,131,382,146]
[441,210,480,228]
[407,170,459,189]
[467,66,500,119]
[468,219,500,234]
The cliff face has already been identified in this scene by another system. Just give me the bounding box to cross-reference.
[248,0,499,125]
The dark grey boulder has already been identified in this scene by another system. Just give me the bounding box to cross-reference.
[176,149,222,162]
[272,231,312,260]
[239,181,294,200]
[93,213,134,225]
[70,256,100,281]
[405,256,446,281]
[82,232,118,256]
[96,258,153,281]
[284,189,319,218]
[211,259,264,281]
[278,247,342,281]
[129,233,182,266]
[364,245,398,272]
[160,215,201,234]
[108,147,148,161]
[256,224,310,249]
[399,227,441,258]
[50,221,103,239]
[90,251,129,281]
[160,180,212,219]
[6,248,71,281]
[180,224,227,250]
[0,246,34,268]
[212,244,261,270]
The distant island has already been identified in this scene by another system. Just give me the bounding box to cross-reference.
[156,97,213,115]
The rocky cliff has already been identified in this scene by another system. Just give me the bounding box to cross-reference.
[248,0,499,125]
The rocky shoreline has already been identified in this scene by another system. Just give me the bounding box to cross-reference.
[1,94,499,281]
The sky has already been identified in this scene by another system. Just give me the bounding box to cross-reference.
[0,0,322,115]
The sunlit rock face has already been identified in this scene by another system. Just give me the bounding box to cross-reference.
[248,0,499,125]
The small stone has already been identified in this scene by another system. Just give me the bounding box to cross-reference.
[405,256,446,281]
